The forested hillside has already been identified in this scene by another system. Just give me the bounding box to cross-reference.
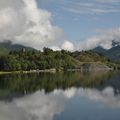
[0,41,34,55]
[0,48,116,71]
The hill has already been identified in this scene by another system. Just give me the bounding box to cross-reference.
[0,48,81,71]
[0,41,34,55]
[71,50,109,62]
[93,45,120,62]
[71,50,115,70]
[0,48,116,72]
[0,42,118,71]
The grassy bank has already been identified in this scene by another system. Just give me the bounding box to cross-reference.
[0,71,28,75]
[0,69,57,75]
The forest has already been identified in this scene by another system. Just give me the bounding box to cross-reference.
[0,47,116,71]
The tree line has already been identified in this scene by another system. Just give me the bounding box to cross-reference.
[0,48,79,71]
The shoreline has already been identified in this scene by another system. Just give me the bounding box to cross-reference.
[0,67,118,75]
[0,69,57,75]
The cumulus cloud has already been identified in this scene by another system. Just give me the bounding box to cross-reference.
[78,27,120,50]
[0,0,73,50]
[50,46,61,51]
[1,0,120,52]
[61,41,74,51]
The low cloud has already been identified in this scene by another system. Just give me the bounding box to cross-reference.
[78,27,120,51]
[61,41,74,51]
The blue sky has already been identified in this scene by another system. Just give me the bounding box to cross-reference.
[37,0,120,44]
[0,0,120,51]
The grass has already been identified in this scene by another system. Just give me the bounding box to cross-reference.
[0,69,57,75]
[0,71,31,75]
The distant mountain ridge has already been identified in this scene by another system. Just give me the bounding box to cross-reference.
[0,41,120,62]
[92,45,120,62]
[0,41,35,55]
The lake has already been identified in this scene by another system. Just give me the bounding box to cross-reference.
[0,71,120,120]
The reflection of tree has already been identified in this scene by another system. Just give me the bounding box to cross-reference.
[0,71,119,98]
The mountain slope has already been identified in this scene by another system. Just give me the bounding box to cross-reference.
[72,50,110,62]
[92,46,107,55]
[0,41,35,55]
[71,50,115,70]
[92,45,120,62]
[107,46,120,61]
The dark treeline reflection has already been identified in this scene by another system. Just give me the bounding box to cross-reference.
[0,71,120,98]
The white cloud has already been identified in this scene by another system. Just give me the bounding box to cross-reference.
[95,0,120,3]
[62,0,120,15]
[61,41,74,51]
[50,46,61,51]
[78,27,120,50]
[0,0,69,50]
[0,0,119,51]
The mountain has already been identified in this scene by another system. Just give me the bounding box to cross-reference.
[92,45,120,62]
[0,41,35,55]
[92,46,107,55]
[107,45,120,61]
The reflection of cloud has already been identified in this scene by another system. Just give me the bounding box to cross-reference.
[0,87,120,120]
[14,90,66,120]
[79,87,120,107]
[0,89,74,120]
[53,87,77,99]
[63,88,76,98]
[0,102,28,120]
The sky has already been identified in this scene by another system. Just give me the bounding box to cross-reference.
[0,0,120,51]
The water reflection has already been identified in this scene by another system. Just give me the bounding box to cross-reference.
[0,71,120,120]
[78,87,120,107]
[0,71,119,98]
[0,91,59,120]
[0,89,74,120]
[0,87,120,120]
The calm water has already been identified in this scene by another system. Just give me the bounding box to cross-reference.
[0,71,120,120]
